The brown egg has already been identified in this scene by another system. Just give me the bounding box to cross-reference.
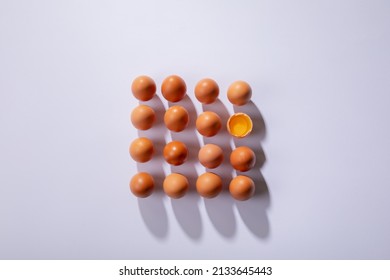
[229,175,255,200]
[163,141,188,165]
[196,111,222,137]
[164,105,189,132]
[196,172,222,198]
[129,137,154,163]
[130,172,154,198]
[227,80,252,106]
[163,173,189,198]
[131,105,156,130]
[198,144,224,169]
[230,146,256,171]
[131,75,156,101]
[194,78,219,104]
[161,75,186,102]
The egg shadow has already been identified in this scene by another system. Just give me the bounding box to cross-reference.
[136,95,169,238]
[168,95,203,240]
[137,193,168,239]
[233,101,270,239]
[201,99,237,238]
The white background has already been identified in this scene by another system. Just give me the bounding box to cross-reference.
[1,260,390,280]
[1,0,390,259]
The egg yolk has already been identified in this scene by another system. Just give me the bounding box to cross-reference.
[228,113,252,137]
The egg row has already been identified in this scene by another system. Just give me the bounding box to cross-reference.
[130,172,255,201]
[131,75,252,106]
[129,138,256,172]
[131,105,253,138]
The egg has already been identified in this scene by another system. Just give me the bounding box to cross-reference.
[227,112,253,138]
[229,175,255,200]
[194,78,219,104]
[163,141,188,165]
[198,144,224,169]
[131,75,156,101]
[131,105,156,130]
[230,146,256,172]
[161,75,186,102]
[130,172,154,198]
[164,105,189,132]
[227,80,252,106]
[163,173,189,198]
[196,172,222,198]
[129,137,154,163]
[196,111,222,137]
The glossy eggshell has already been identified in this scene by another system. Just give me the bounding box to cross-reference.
[227,80,252,106]
[130,172,154,198]
[163,173,189,198]
[131,105,156,130]
[196,111,222,137]
[194,78,219,104]
[161,75,186,102]
[164,105,189,132]
[163,141,188,166]
[230,146,256,171]
[196,172,222,198]
[229,175,255,201]
[129,137,154,163]
[198,144,224,169]
[131,75,156,101]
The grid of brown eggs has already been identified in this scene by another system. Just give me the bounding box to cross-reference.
[129,75,258,201]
